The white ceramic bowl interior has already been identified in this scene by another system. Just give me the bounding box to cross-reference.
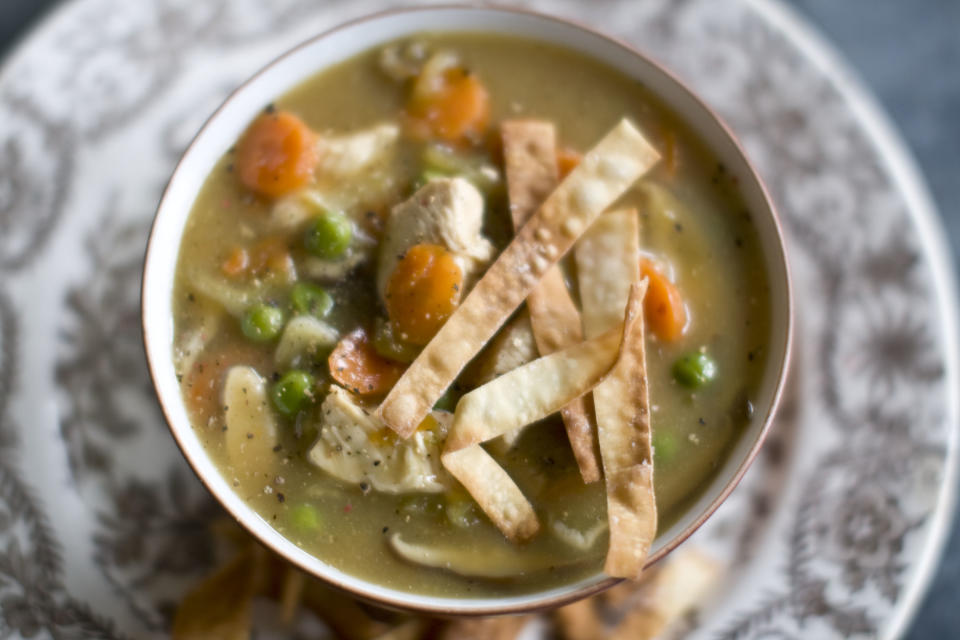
[143,6,792,615]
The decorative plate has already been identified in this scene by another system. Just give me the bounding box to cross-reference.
[0,0,955,638]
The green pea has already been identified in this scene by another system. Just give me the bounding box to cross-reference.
[304,210,352,259]
[673,351,718,389]
[653,431,678,466]
[372,317,420,364]
[241,304,285,342]
[289,503,321,532]
[271,370,316,417]
[290,282,333,318]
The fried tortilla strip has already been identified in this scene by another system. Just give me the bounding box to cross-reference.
[502,119,601,483]
[172,546,267,640]
[435,615,534,640]
[445,325,625,452]
[379,118,660,437]
[442,287,647,541]
[576,209,656,578]
[576,208,641,339]
[552,548,719,640]
[441,445,539,541]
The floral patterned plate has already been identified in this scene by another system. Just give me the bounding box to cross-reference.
[0,0,955,638]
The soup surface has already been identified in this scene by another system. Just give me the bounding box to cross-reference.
[172,33,771,598]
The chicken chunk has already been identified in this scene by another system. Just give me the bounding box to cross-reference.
[376,177,494,300]
[307,385,451,493]
[316,122,399,177]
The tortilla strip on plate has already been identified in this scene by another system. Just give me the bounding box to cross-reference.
[576,209,657,578]
[442,286,647,542]
[501,119,601,483]
[378,118,660,437]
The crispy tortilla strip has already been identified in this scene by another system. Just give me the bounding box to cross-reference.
[388,533,599,578]
[552,548,719,640]
[442,289,646,541]
[576,208,641,340]
[444,325,624,452]
[502,119,601,483]
[379,118,660,437]
[441,445,539,541]
[577,208,656,577]
[435,616,534,640]
[172,547,267,640]
[600,281,657,579]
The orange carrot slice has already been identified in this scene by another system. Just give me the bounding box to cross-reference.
[236,111,318,198]
[640,259,687,341]
[329,328,406,396]
[221,246,250,278]
[407,69,490,144]
[385,244,463,345]
[183,344,262,426]
[556,147,582,179]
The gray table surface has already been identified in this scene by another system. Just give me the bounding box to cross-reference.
[1,0,957,637]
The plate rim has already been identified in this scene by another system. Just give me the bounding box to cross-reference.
[0,0,955,636]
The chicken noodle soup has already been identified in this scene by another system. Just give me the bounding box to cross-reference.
[172,33,772,597]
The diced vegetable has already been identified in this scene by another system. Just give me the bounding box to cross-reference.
[385,243,463,345]
[271,370,317,417]
[275,315,339,369]
[407,61,490,143]
[241,304,285,342]
[289,504,322,532]
[328,328,405,395]
[640,259,687,342]
[182,343,260,426]
[236,111,318,198]
[290,282,333,318]
[249,237,295,281]
[672,351,717,389]
[221,247,249,278]
[304,210,352,260]
[372,317,421,364]
[556,147,582,179]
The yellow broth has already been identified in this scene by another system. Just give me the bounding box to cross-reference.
[172,33,771,598]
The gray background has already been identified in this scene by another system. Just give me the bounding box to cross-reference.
[1,0,957,636]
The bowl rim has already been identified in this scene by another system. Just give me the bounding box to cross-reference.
[142,2,794,616]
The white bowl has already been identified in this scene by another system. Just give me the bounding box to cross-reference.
[142,5,793,616]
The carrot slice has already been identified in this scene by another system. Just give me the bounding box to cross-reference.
[639,259,687,341]
[407,69,490,144]
[183,344,262,426]
[385,244,463,345]
[556,147,582,180]
[329,328,406,396]
[236,111,318,198]
[221,246,250,278]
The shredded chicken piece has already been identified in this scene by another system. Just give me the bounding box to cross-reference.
[376,177,494,301]
[307,385,451,493]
